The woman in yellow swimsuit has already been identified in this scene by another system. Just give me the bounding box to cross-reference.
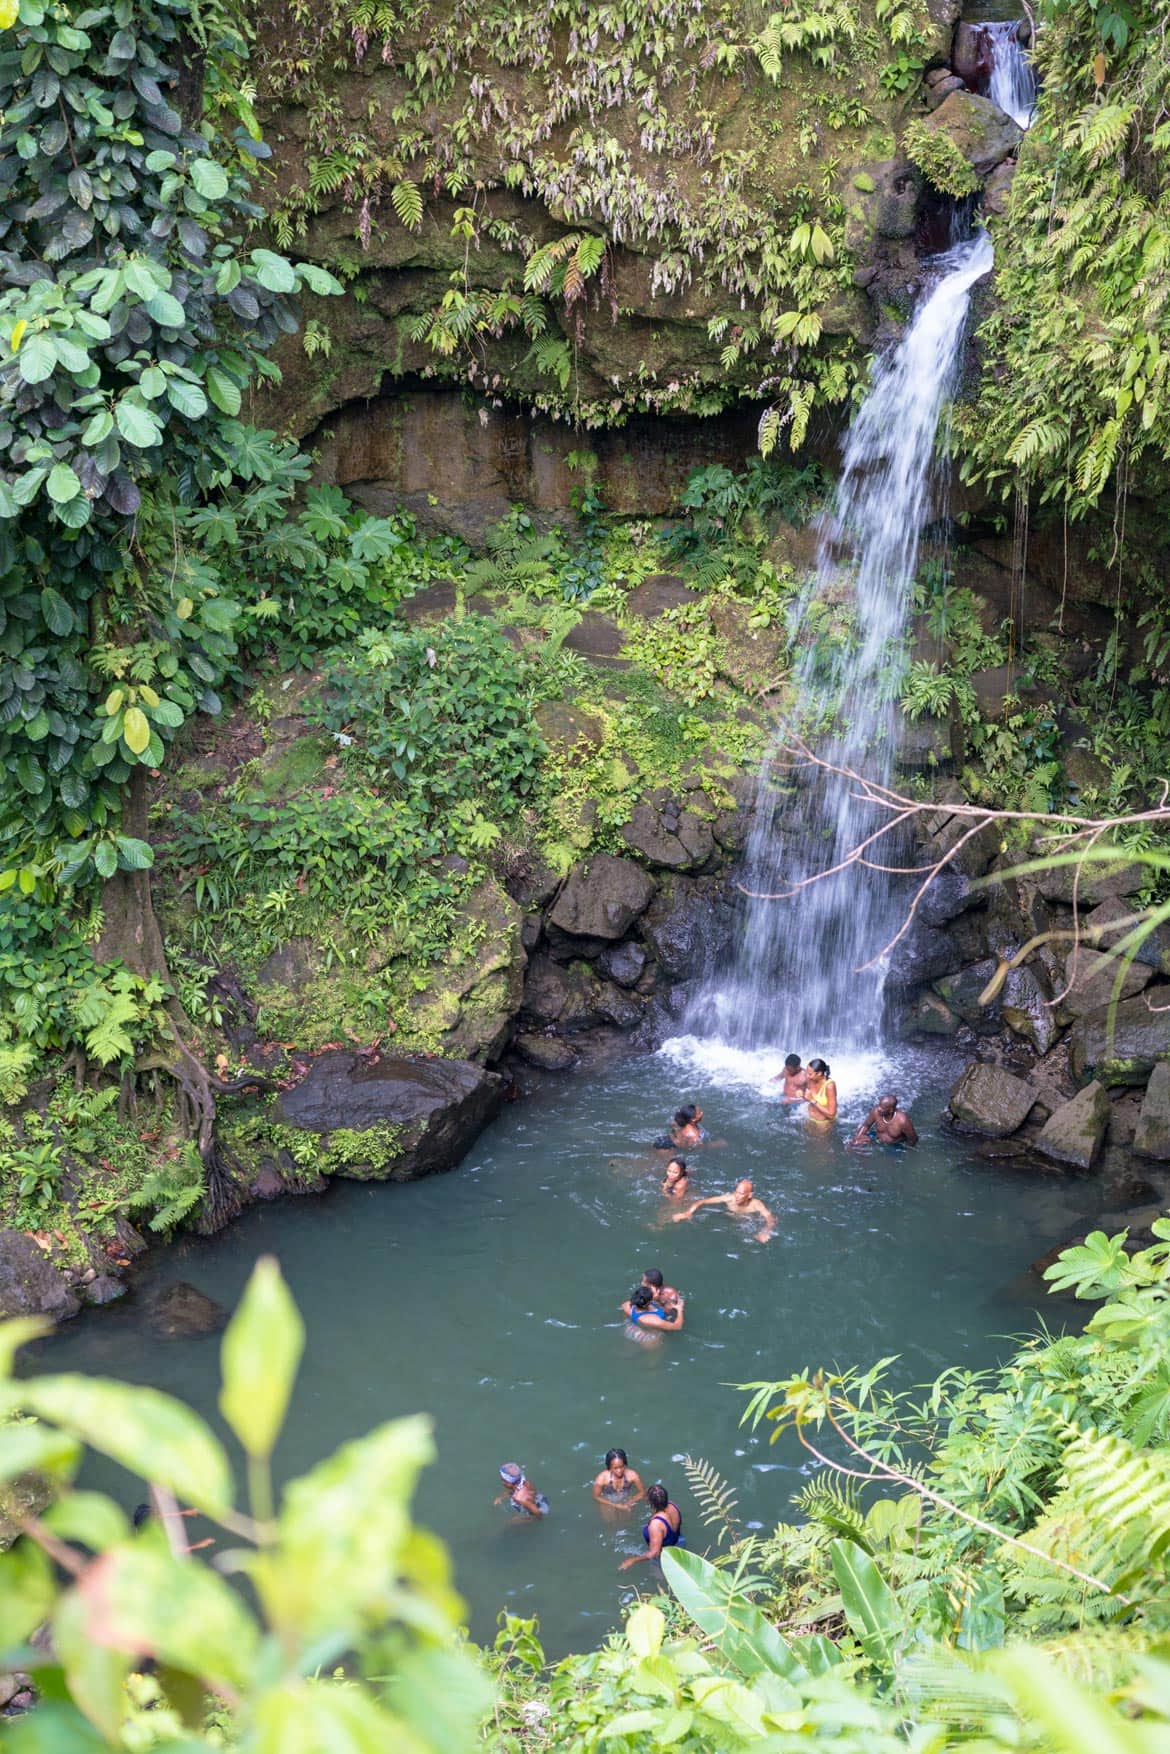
[802,1059,838,1127]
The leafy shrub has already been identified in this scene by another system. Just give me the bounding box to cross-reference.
[903,119,980,199]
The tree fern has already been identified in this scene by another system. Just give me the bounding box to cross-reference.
[681,1453,741,1547]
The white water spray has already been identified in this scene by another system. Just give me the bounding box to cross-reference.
[697,231,994,1059]
[984,20,1037,130]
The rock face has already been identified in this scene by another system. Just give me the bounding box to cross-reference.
[948,1063,1036,1137]
[639,876,732,982]
[275,1051,505,1180]
[513,1033,579,1071]
[1135,1061,1170,1159]
[917,90,1023,178]
[0,1231,79,1323]
[547,855,656,946]
[145,1282,228,1340]
[933,960,1003,1032]
[1059,946,1153,1020]
[1069,993,1170,1086]
[621,798,716,871]
[1035,1081,1111,1170]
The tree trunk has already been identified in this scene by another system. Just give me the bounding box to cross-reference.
[93,765,170,980]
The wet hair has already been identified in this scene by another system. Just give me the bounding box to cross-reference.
[131,1503,153,1530]
[631,1285,656,1311]
[784,1054,802,1071]
[642,1267,664,1289]
[808,1058,831,1077]
[605,1448,628,1469]
[646,1483,669,1511]
[664,1157,687,1177]
[674,1104,698,1126]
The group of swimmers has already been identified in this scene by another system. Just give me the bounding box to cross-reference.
[495,1065,919,1560]
[497,1449,685,1568]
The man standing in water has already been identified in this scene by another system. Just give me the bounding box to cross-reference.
[772,1054,808,1101]
[672,1178,775,1243]
[848,1093,918,1149]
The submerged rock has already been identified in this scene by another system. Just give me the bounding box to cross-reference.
[145,1282,227,1339]
[275,1050,504,1181]
[1135,1062,1170,1159]
[84,1274,126,1307]
[1035,1081,1110,1170]
[948,1063,1036,1137]
[0,1231,80,1323]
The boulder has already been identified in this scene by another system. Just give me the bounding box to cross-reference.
[948,1062,1036,1136]
[594,940,647,988]
[145,1282,227,1339]
[1031,854,1146,908]
[639,876,733,981]
[1059,945,1153,1019]
[84,1274,126,1306]
[1082,895,1170,977]
[1001,965,1060,1057]
[274,1050,504,1180]
[1035,1080,1111,1170]
[0,1232,80,1323]
[412,878,526,1063]
[533,701,605,759]
[562,611,628,668]
[1068,992,1170,1086]
[547,854,655,944]
[519,956,643,1033]
[899,990,960,1037]
[927,73,965,107]
[513,1033,579,1071]
[918,90,1023,178]
[933,959,1002,1031]
[621,797,716,871]
[625,575,697,618]
[916,870,984,926]
[1135,1061,1170,1159]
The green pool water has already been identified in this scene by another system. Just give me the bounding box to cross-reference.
[33,1037,1098,1656]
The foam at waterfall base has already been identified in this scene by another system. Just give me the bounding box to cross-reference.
[658,1034,894,1104]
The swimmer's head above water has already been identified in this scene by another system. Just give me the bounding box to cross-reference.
[499,1462,525,1487]
[784,1054,802,1073]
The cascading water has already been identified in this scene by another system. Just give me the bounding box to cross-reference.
[983,19,1037,130]
[700,230,994,1056]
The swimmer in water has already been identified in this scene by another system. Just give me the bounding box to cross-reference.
[662,1157,689,1199]
[672,1177,775,1244]
[641,1266,681,1312]
[772,1054,808,1102]
[592,1447,645,1510]
[618,1482,684,1569]
[495,1462,549,1518]
[671,1104,704,1147]
[621,1284,685,1334]
[848,1093,919,1149]
[798,1059,838,1127]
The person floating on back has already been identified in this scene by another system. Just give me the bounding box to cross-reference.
[495,1462,549,1518]
[849,1093,919,1149]
[619,1482,684,1570]
[772,1054,808,1102]
[672,1177,775,1244]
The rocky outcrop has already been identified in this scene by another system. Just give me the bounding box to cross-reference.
[948,1062,1036,1136]
[1135,1062,1170,1159]
[1035,1082,1111,1171]
[0,1231,80,1324]
[546,854,656,949]
[274,1051,505,1180]
[915,90,1023,178]
[1069,994,1170,1086]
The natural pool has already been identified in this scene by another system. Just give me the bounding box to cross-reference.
[33,1038,1100,1656]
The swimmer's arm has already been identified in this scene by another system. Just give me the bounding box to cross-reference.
[848,1109,877,1147]
[820,1082,839,1121]
[591,1476,608,1502]
[620,1300,634,1317]
[620,1523,666,1569]
[901,1115,919,1146]
[673,1195,725,1221]
[753,1202,776,1243]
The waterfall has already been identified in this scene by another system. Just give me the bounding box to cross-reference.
[984,20,1036,130]
[701,231,994,1056]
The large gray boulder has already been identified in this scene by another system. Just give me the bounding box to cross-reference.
[933,960,1002,1032]
[948,1063,1036,1137]
[917,89,1023,178]
[1135,1061,1170,1159]
[0,1231,79,1323]
[1032,855,1146,908]
[519,956,644,1033]
[1060,946,1153,1020]
[274,1051,504,1181]
[1069,991,1170,1086]
[639,876,733,981]
[1035,1081,1111,1170]
[547,854,655,945]
[1001,965,1060,1056]
[621,796,716,871]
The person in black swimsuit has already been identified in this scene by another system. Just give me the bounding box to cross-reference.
[592,1448,645,1512]
[619,1482,683,1569]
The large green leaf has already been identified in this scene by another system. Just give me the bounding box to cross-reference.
[1,1702,110,1753]
[190,158,230,200]
[10,1376,234,1516]
[17,332,56,384]
[46,463,81,504]
[830,1538,901,1669]
[0,1417,81,1488]
[205,366,242,416]
[40,585,75,634]
[72,1540,259,1692]
[114,398,162,449]
[251,1680,426,1754]
[220,1256,304,1462]
[53,1589,131,1741]
[662,1547,807,1688]
[0,1541,56,1651]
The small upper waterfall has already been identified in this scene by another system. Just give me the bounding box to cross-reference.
[984,20,1037,129]
[701,231,994,1055]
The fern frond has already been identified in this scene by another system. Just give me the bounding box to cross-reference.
[793,1476,869,1549]
[391,179,424,230]
[681,1453,741,1547]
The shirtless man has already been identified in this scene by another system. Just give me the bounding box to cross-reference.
[772,1054,808,1102]
[672,1178,775,1244]
[495,1462,549,1518]
[848,1093,919,1149]
[640,1266,681,1312]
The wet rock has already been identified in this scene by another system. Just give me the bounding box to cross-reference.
[416,878,526,1063]
[505,851,560,913]
[547,853,655,944]
[514,1033,579,1071]
[713,804,751,852]
[1135,1061,1170,1159]
[899,991,960,1037]
[621,798,716,871]
[933,959,1002,1032]
[521,954,575,1027]
[625,575,697,618]
[1032,854,1146,908]
[84,1274,126,1306]
[917,870,984,926]
[894,709,959,771]
[1106,1088,1145,1149]
[1001,965,1060,1056]
[952,21,994,82]
[1060,945,1153,1019]
[976,1137,1033,1160]
[0,1231,80,1323]
[1035,1080,1111,1170]
[917,799,1001,879]
[519,956,642,1034]
[145,1282,227,1339]
[918,90,1023,178]
[1068,991,1170,1086]
[595,940,647,988]
[639,876,732,981]
[274,1050,504,1180]
[948,1062,1036,1136]
[1082,895,1170,976]
[562,611,628,668]
[927,74,966,107]
[250,1163,287,1201]
[982,159,1016,217]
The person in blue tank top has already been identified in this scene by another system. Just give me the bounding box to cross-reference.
[619,1482,683,1569]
